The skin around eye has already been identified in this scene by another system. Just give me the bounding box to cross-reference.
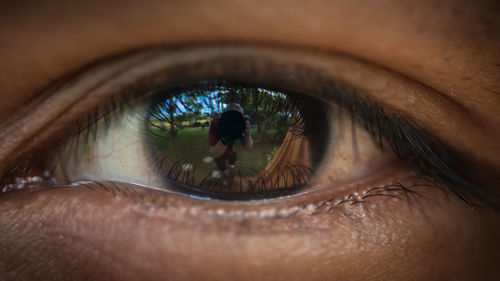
[0,45,498,281]
[0,1,499,279]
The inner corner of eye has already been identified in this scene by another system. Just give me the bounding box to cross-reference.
[139,80,333,199]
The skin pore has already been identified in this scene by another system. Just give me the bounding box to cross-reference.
[0,0,499,280]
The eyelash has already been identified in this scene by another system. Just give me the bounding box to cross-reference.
[0,52,495,210]
[328,85,496,209]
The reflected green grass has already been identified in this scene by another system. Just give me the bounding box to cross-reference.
[149,127,280,183]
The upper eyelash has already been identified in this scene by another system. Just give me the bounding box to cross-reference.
[315,81,499,210]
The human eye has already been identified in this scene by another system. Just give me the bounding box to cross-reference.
[1,45,499,281]
[1,46,493,205]
[38,70,395,201]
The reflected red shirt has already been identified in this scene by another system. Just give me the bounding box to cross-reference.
[209,117,235,155]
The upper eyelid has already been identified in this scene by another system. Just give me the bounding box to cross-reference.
[0,46,468,175]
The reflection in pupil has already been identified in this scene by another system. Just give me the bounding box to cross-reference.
[146,83,320,196]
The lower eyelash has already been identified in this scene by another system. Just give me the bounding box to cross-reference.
[361,105,496,209]
[32,174,434,222]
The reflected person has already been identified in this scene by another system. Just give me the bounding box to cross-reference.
[208,103,253,176]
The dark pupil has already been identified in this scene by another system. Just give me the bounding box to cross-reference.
[145,82,327,200]
[219,110,246,140]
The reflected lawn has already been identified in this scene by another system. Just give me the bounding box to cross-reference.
[149,127,280,184]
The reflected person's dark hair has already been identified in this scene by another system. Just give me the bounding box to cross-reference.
[218,110,246,141]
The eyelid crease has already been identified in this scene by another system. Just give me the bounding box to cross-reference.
[0,45,497,209]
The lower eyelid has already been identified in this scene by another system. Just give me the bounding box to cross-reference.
[35,162,421,224]
[0,179,489,281]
